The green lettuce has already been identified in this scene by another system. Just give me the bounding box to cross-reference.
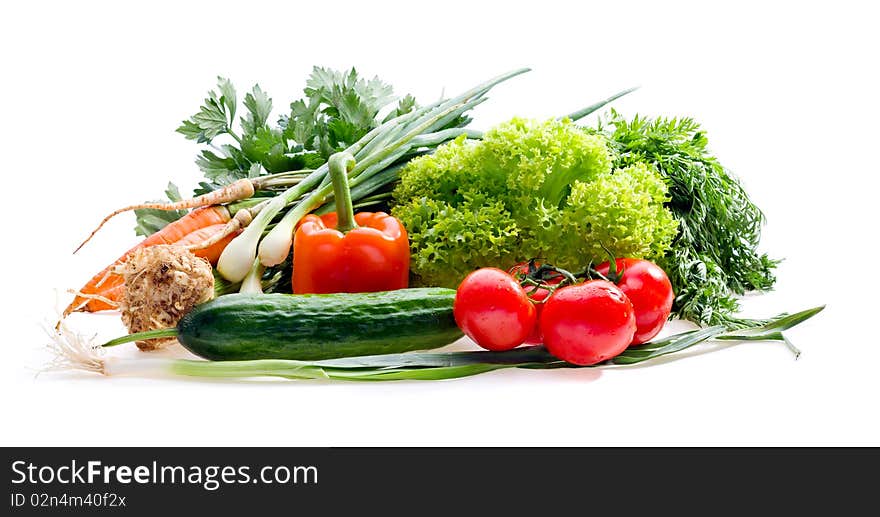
[392,117,678,287]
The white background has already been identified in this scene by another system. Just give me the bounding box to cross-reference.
[1,1,878,446]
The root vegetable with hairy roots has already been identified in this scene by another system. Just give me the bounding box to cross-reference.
[119,245,215,351]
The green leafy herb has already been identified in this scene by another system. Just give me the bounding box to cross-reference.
[176,77,238,144]
[133,182,188,237]
[138,67,421,235]
[280,67,405,159]
[241,84,272,134]
[598,110,779,327]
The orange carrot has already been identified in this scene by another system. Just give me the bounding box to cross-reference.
[73,179,254,254]
[81,277,125,312]
[64,206,231,317]
[174,224,241,264]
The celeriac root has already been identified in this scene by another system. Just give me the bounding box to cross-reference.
[74,179,255,254]
[119,246,214,351]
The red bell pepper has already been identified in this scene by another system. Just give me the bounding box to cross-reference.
[292,153,410,294]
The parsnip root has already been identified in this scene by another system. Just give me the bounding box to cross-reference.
[183,204,256,251]
[74,179,255,253]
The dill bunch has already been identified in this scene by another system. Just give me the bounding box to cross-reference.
[599,110,779,327]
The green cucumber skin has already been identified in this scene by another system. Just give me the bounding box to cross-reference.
[176,288,462,361]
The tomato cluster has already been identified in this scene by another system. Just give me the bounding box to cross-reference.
[453,259,674,365]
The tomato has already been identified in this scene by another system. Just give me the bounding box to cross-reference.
[540,280,636,365]
[454,268,537,351]
[508,262,565,344]
[595,258,673,345]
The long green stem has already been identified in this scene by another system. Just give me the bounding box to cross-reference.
[315,168,400,215]
[563,86,640,122]
[251,169,313,189]
[328,153,358,232]
[349,99,471,178]
[410,128,483,146]
[103,328,178,347]
[169,359,331,380]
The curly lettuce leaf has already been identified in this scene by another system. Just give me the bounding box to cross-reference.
[397,195,521,287]
[475,117,612,211]
[546,163,678,268]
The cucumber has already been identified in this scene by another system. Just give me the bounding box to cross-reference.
[174,288,462,361]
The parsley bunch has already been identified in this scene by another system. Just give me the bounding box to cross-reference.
[280,68,418,160]
[176,67,417,189]
[136,67,418,235]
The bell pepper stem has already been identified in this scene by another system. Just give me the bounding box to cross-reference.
[329,152,358,233]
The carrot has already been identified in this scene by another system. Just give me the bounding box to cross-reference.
[73,179,254,254]
[182,200,264,253]
[174,224,241,264]
[80,276,125,312]
[64,206,231,317]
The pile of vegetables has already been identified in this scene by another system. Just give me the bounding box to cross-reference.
[66,67,516,316]
[50,66,823,382]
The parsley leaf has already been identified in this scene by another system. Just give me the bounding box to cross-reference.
[282,96,321,148]
[356,74,396,113]
[193,144,255,188]
[241,84,272,135]
[383,94,417,122]
[337,89,376,131]
[240,126,304,173]
[290,66,401,158]
[216,77,237,122]
[177,77,238,144]
[176,120,204,140]
[179,67,416,197]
